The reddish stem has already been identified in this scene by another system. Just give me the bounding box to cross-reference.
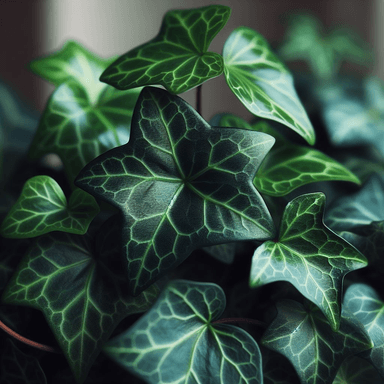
[196,85,202,116]
[0,319,61,354]
[212,317,266,327]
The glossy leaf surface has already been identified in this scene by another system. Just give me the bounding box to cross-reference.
[100,5,230,94]
[2,232,158,383]
[344,284,384,379]
[104,280,263,384]
[0,339,47,384]
[28,41,141,183]
[0,176,99,238]
[213,114,360,196]
[250,193,367,330]
[262,300,373,384]
[76,87,276,295]
[223,27,315,145]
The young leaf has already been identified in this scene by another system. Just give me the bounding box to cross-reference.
[203,242,237,264]
[261,300,373,384]
[343,284,384,379]
[222,27,315,145]
[28,41,141,183]
[0,176,99,238]
[326,174,384,232]
[2,232,159,383]
[249,192,367,331]
[0,339,47,384]
[212,114,360,196]
[76,87,276,296]
[104,280,263,384]
[100,5,231,94]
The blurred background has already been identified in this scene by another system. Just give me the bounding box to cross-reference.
[0,0,381,120]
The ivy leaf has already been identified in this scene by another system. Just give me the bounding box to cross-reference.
[76,87,276,296]
[104,280,263,384]
[222,27,315,145]
[326,174,384,233]
[261,299,373,384]
[100,5,230,94]
[28,41,141,183]
[212,114,360,196]
[0,339,47,384]
[333,356,383,384]
[1,232,159,383]
[250,193,367,331]
[343,284,384,379]
[0,176,99,238]
[202,242,238,264]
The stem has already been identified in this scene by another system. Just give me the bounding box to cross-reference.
[0,319,61,354]
[212,317,266,328]
[196,85,202,116]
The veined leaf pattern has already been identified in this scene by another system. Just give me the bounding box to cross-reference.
[100,5,230,94]
[250,192,367,331]
[1,232,159,383]
[344,284,384,379]
[223,27,315,145]
[104,280,263,384]
[76,87,276,296]
[0,176,99,238]
[28,41,141,183]
[262,300,373,384]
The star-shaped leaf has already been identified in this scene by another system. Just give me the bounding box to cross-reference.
[28,41,141,184]
[76,87,276,296]
[1,231,159,383]
[100,5,230,94]
[212,114,360,196]
[343,284,384,379]
[222,27,315,145]
[0,176,99,238]
[279,14,371,79]
[261,299,373,384]
[250,192,367,331]
[0,339,47,384]
[104,280,263,384]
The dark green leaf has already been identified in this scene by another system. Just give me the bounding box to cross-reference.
[262,299,373,384]
[344,284,384,379]
[0,176,99,238]
[28,41,141,183]
[250,193,367,331]
[202,242,238,264]
[0,339,47,384]
[100,5,230,94]
[104,280,263,384]
[2,232,159,383]
[76,87,276,296]
[222,27,315,145]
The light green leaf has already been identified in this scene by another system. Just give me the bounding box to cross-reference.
[262,299,373,384]
[76,87,276,296]
[223,27,315,145]
[2,231,159,383]
[212,114,360,196]
[104,280,263,384]
[28,41,141,183]
[344,284,384,379]
[0,176,99,238]
[100,5,230,94]
[333,356,383,384]
[0,339,47,384]
[250,192,367,331]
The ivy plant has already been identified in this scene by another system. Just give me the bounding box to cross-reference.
[1,5,383,384]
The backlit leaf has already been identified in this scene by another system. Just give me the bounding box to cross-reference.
[100,5,230,94]
[250,192,367,331]
[76,87,276,296]
[104,280,263,384]
[262,299,373,384]
[223,27,315,145]
[0,176,99,238]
